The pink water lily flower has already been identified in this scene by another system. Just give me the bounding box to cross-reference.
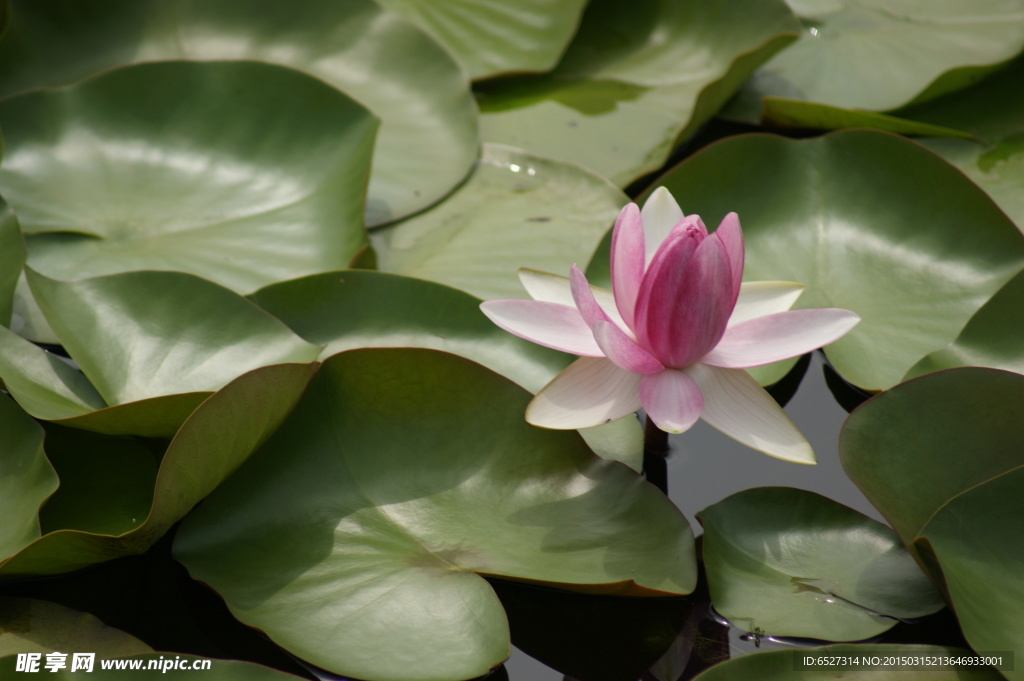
[480,188,860,464]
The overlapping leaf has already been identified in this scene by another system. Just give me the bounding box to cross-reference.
[726,0,1024,117]
[0,596,152,659]
[174,348,695,681]
[841,368,1024,671]
[376,0,589,80]
[371,144,628,301]
[477,0,800,185]
[0,362,317,578]
[0,0,477,226]
[0,60,375,337]
[0,397,57,563]
[698,487,943,641]
[0,197,25,326]
[642,131,1024,390]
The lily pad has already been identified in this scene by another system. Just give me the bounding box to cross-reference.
[0,596,152,659]
[698,487,943,641]
[371,144,628,301]
[0,198,25,326]
[726,0,1024,118]
[691,645,1006,680]
[0,396,57,563]
[174,349,695,681]
[0,361,318,578]
[21,269,320,425]
[646,130,1024,390]
[0,0,477,226]
[476,0,799,186]
[907,269,1024,377]
[376,0,589,80]
[250,269,644,470]
[0,60,376,325]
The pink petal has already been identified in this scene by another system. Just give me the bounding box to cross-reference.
[639,369,704,433]
[480,299,602,356]
[702,308,861,369]
[519,268,627,330]
[592,320,664,374]
[728,282,804,327]
[610,203,645,331]
[712,212,744,309]
[526,357,642,429]
[686,363,815,464]
[636,227,733,368]
[570,265,611,327]
[640,187,684,266]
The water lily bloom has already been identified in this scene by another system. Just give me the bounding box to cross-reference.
[480,188,860,464]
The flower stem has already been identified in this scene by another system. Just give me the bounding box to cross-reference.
[642,415,669,494]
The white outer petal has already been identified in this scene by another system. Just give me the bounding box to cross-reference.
[639,187,684,266]
[527,357,642,430]
[517,268,630,332]
[728,281,805,327]
[685,362,815,464]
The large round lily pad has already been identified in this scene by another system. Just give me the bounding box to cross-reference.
[174,348,695,681]
[0,60,376,314]
[698,487,943,641]
[0,0,478,226]
[477,0,800,186]
[727,0,1024,117]
[647,131,1024,390]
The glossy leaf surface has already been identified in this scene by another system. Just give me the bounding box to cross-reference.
[372,144,628,301]
[376,0,588,79]
[647,131,1024,390]
[175,349,695,681]
[0,397,57,563]
[0,0,477,226]
[728,0,1024,115]
[699,487,943,641]
[477,0,799,185]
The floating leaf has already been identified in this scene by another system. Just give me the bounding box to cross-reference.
[0,362,318,578]
[0,396,57,563]
[371,144,628,301]
[698,487,943,641]
[645,131,1024,390]
[175,349,694,681]
[376,0,589,80]
[0,0,477,226]
[691,644,1006,681]
[727,0,1024,117]
[0,59,376,328]
[477,0,799,185]
[0,198,25,326]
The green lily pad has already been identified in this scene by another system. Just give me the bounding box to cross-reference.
[920,468,1024,675]
[698,487,943,641]
[477,0,799,186]
[839,368,1024,547]
[907,270,1024,378]
[0,361,318,578]
[174,349,695,681]
[250,269,644,470]
[376,0,589,80]
[840,369,1024,678]
[371,144,628,301]
[0,197,25,326]
[0,0,477,226]
[726,0,1024,118]
[27,268,320,409]
[0,596,152,659]
[647,130,1024,390]
[691,645,1006,681]
[0,396,57,562]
